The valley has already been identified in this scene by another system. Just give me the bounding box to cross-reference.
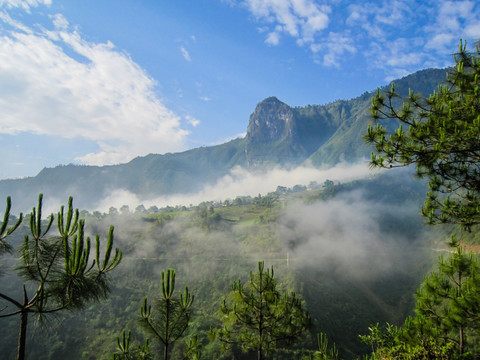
[0,172,445,359]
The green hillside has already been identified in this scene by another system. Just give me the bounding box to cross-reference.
[308,68,448,165]
[0,172,446,360]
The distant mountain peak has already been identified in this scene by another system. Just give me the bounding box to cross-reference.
[246,96,294,149]
[258,96,283,104]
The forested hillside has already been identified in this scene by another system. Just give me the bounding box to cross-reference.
[0,171,446,359]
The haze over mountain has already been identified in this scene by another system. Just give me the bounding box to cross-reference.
[0,65,460,360]
[0,67,448,212]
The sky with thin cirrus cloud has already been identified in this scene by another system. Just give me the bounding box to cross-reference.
[0,0,478,180]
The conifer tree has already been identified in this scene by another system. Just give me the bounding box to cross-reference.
[414,238,480,356]
[362,40,480,359]
[111,329,152,360]
[0,194,122,360]
[216,261,311,360]
[360,239,480,359]
[364,41,480,228]
[139,268,194,360]
[312,333,340,360]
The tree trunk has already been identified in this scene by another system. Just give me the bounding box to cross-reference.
[258,269,263,360]
[458,271,464,355]
[17,287,29,360]
[17,309,28,360]
[164,297,170,360]
[459,325,464,355]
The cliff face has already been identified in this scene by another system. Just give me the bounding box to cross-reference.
[245,96,299,166]
[246,96,296,143]
[244,67,449,168]
[244,96,339,166]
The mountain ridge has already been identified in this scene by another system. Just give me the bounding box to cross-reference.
[0,67,449,211]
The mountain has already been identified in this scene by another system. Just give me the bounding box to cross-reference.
[245,96,341,166]
[0,67,448,211]
[0,138,247,211]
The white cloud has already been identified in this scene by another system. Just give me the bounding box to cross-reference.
[243,0,330,45]
[312,32,356,68]
[0,15,189,166]
[180,46,191,61]
[386,51,423,67]
[0,0,50,11]
[279,191,421,279]
[236,0,480,74]
[50,13,68,30]
[0,10,33,33]
[466,22,480,38]
[346,1,412,42]
[374,0,410,26]
[365,38,427,81]
[265,30,280,45]
[185,115,200,127]
[96,189,143,212]
[424,0,480,52]
[425,33,455,51]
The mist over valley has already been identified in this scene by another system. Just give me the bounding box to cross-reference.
[0,66,462,359]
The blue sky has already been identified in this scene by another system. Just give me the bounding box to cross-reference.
[0,0,479,180]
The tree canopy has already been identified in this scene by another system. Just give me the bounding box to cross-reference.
[0,194,122,360]
[365,41,480,228]
[138,268,194,360]
[363,40,480,359]
[216,261,311,360]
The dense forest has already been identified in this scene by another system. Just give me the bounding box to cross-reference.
[0,170,450,359]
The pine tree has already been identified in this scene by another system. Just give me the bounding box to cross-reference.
[0,194,122,360]
[139,268,194,360]
[359,239,480,359]
[414,238,480,357]
[364,41,480,228]
[111,329,152,360]
[362,40,480,360]
[216,261,311,360]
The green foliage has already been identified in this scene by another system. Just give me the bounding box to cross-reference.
[183,334,202,360]
[359,320,461,359]
[303,333,340,360]
[216,261,311,360]
[111,329,152,360]
[362,40,480,359]
[0,194,122,360]
[138,269,194,360]
[414,241,480,356]
[361,241,480,359]
[0,196,23,256]
[365,41,480,228]
[0,175,438,359]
